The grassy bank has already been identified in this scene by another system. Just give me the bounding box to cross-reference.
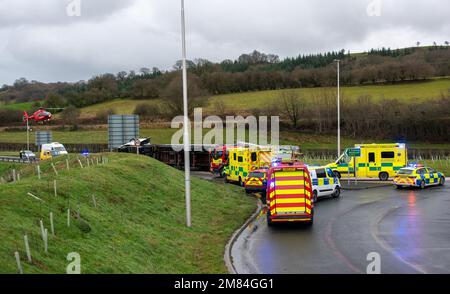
[0,153,255,273]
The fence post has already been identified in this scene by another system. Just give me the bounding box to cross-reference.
[50,212,55,236]
[15,252,23,274]
[44,229,48,253]
[51,163,58,176]
[92,194,97,208]
[24,235,32,263]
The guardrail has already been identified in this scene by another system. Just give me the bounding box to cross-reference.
[0,156,38,164]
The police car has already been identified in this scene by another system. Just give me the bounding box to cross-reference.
[308,166,341,203]
[244,169,268,194]
[393,164,446,189]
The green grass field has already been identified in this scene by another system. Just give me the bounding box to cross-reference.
[0,101,36,112]
[0,153,255,273]
[79,99,165,119]
[207,78,450,112]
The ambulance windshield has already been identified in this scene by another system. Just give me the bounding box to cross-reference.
[336,153,350,164]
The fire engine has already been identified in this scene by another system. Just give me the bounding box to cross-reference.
[209,145,237,177]
[266,161,314,226]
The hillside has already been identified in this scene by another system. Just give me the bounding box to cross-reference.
[71,78,450,118]
[207,78,450,113]
[0,153,255,273]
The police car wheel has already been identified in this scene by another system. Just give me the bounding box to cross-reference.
[312,191,318,203]
[439,177,445,186]
[420,181,426,189]
[396,185,403,189]
[332,187,341,198]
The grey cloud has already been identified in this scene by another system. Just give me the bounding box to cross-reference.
[0,0,136,27]
[0,0,449,85]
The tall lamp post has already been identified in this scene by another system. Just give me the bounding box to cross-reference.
[181,0,191,227]
[26,119,30,151]
[334,59,341,158]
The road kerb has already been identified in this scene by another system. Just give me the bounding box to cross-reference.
[224,198,262,274]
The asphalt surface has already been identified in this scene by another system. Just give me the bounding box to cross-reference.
[231,183,450,274]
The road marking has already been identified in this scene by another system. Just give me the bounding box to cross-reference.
[324,218,364,274]
[370,205,428,274]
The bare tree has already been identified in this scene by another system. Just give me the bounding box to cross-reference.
[213,99,227,117]
[61,106,80,129]
[163,74,209,115]
[280,91,303,128]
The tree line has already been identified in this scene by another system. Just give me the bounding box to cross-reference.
[274,90,450,142]
[1,45,449,107]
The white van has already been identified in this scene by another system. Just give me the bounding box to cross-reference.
[308,166,341,203]
[40,142,68,160]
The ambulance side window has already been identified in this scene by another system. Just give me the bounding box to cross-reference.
[233,153,236,161]
[368,153,375,163]
[238,156,243,163]
[417,169,426,175]
[316,169,327,178]
[381,152,395,159]
[251,152,257,162]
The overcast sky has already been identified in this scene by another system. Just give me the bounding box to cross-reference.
[0,0,449,85]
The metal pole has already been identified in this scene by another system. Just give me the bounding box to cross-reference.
[335,59,341,158]
[26,119,30,151]
[181,0,191,227]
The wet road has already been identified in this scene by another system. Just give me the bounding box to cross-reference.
[231,183,450,274]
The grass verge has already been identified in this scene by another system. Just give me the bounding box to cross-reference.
[0,153,255,273]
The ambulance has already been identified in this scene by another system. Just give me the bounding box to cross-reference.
[40,142,68,160]
[223,147,273,186]
[266,162,314,226]
[327,143,408,181]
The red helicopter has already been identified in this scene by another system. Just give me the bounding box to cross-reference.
[23,108,53,124]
